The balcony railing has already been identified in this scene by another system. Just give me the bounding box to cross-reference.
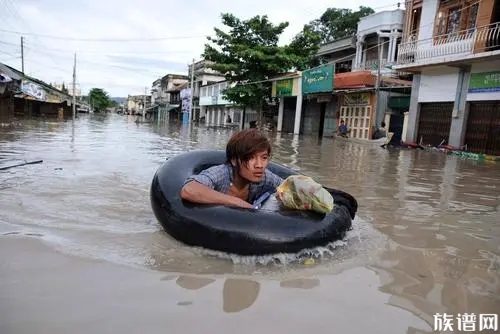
[397,22,500,65]
[356,58,391,70]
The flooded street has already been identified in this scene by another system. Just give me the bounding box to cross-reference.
[1,114,499,334]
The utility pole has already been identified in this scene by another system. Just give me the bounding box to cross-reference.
[72,53,76,121]
[374,36,383,129]
[189,58,195,123]
[143,86,147,117]
[20,37,24,73]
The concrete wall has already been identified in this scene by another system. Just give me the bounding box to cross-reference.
[418,66,459,102]
[375,91,390,127]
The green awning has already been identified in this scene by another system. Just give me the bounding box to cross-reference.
[388,96,410,109]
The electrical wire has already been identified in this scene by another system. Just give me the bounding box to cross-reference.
[1,1,479,92]
[0,28,210,42]
[0,2,404,42]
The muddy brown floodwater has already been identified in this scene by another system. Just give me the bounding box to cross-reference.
[0,114,499,334]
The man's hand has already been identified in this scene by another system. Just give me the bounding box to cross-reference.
[229,197,254,209]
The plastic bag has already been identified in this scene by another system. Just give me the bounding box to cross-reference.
[276,175,334,214]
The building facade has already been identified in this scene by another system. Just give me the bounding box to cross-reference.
[395,0,500,155]
[188,60,226,121]
[199,80,258,128]
[1,63,76,121]
[279,8,411,140]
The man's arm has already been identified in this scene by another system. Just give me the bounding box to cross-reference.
[181,181,252,208]
[180,168,252,208]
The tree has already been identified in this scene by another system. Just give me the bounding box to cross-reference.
[61,82,68,94]
[88,88,112,112]
[300,6,375,45]
[202,13,316,124]
[287,24,323,71]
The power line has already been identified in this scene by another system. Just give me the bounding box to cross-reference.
[228,0,483,88]
[0,28,210,42]
[15,41,195,56]
[0,2,404,43]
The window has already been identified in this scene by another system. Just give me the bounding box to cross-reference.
[466,3,479,31]
[334,60,352,73]
[410,7,422,36]
[447,7,462,35]
[434,1,479,41]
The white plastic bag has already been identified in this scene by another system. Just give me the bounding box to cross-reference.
[275,175,334,214]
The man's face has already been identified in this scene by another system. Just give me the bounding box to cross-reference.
[234,150,269,183]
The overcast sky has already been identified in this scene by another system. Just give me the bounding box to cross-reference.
[0,0,401,97]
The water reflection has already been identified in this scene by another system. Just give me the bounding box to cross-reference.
[371,242,500,329]
[176,275,216,290]
[280,278,320,289]
[161,268,431,332]
[222,278,260,313]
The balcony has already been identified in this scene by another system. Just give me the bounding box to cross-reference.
[317,36,356,57]
[396,22,500,68]
[357,9,404,36]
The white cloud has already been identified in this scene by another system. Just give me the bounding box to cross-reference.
[0,0,400,96]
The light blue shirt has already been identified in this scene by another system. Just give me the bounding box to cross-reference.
[184,163,283,203]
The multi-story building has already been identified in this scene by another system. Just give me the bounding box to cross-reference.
[151,74,189,106]
[199,80,259,128]
[395,0,500,155]
[271,8,412,140]
[52,83,81,97]
[126,94,151,115]
[188,60,226,121]
[354,8,405,75]
[150,74,189,120]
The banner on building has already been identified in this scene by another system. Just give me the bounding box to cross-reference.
[469,71,500,93]
[21,80,46,101]
[276,79,293,97]
[302,64,334,94]
[343,93,371,106]
[180,87,192,114]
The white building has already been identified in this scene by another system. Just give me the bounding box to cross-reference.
[281,8,410,140]
[188,60,226,121]
[354,8,405,76]
[395,0,500,155]
[52,83,81,97]
[199,80,258,128]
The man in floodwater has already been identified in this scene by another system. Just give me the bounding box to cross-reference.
[372,121,387,139]
[180,128,283,209]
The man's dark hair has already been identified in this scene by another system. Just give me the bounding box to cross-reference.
[226,129,272,166]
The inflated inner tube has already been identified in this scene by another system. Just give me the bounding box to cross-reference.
[150,149,358,256]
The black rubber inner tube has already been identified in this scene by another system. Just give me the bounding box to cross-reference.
[150,149,358,256]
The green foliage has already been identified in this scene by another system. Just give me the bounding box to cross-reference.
[61,83,68,94]
[287,24,323,70]
[202,13,316,110]
[306,6,375,44]
[88,88,112,112]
